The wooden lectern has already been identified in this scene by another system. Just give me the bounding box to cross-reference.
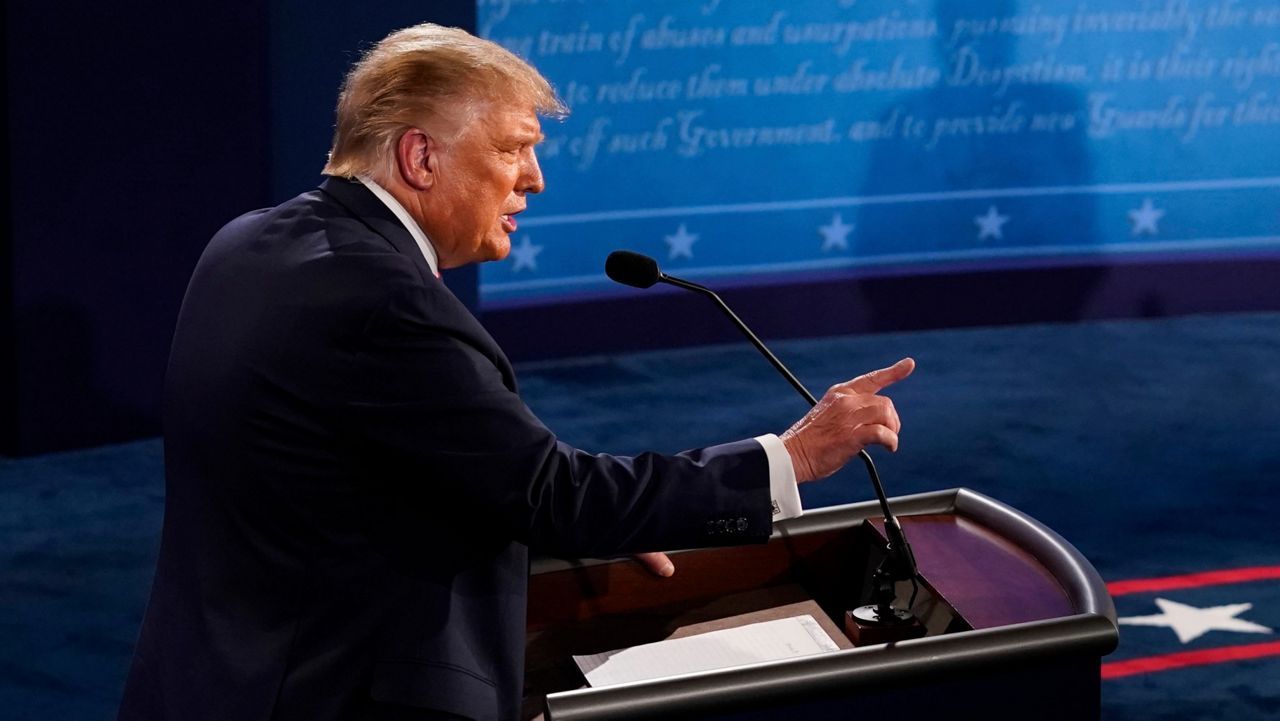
[524,488,1118,720]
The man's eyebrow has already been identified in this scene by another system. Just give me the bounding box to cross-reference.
[512,131,544,147]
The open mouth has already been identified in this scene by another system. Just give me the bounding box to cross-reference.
[501,212,520,233]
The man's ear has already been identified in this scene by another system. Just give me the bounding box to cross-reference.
[395,128,437,191]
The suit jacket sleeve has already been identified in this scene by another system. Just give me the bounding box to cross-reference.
[338,278,773,558]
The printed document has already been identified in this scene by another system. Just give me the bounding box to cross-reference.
[573,614,840,687]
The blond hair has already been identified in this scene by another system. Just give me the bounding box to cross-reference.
[323,23,566,178]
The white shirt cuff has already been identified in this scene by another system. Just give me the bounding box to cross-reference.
[754,433,803,521]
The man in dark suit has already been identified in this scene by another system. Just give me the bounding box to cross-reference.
[118,23,913,721]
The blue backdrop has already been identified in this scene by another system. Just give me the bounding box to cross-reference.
[478,0,1280,306]
[4,0,1279,453]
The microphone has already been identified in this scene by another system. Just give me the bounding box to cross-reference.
[605,250,922,637]
[604,250,660,289]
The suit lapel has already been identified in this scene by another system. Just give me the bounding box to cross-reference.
[318,176,438,284]
[317,176,519,391]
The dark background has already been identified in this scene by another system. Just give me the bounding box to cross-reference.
[3,1,1278,455]
[1,1,473,455]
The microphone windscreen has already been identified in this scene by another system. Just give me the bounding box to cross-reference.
[605,251,661,289]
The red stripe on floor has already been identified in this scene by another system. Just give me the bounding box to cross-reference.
[1102,640,1280,679]
[1107,565,1280,596]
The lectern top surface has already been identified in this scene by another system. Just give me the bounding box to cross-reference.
[889,514,1075,628]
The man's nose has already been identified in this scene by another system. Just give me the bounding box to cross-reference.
[519,150,545,194]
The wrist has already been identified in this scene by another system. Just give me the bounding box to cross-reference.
[780,430,814,484]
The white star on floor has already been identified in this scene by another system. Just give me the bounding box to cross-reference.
[1118,597,1273,644]
[664,223,698,259]
[509,235,543,272]
[1128,198,1165,236]
[818,213,854,251]
[974,205,1010,240]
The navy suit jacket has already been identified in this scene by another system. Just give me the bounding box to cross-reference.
[118,177,772,721]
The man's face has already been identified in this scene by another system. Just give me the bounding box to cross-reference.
[424,102,545,268]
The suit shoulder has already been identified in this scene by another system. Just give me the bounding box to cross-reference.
[202,190,415,274]
[211,190,374,245]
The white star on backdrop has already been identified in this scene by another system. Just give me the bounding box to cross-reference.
[665,223,698,259]
[509,235,543,272]
[818,213,854,251]
[1118,597,1273,644]
[974,205,1010,240]
[1128,198,1165,236]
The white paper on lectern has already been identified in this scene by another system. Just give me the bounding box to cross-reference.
[573,615,840,687]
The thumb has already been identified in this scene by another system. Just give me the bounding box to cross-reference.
[633,551,675,578]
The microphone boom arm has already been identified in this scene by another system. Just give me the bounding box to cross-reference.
[660,274,816,406]
[657,272,918,589]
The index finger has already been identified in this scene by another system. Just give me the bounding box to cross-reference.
[841,357,915,395]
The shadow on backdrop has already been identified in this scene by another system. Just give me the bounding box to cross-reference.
[852,0,1108,330]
